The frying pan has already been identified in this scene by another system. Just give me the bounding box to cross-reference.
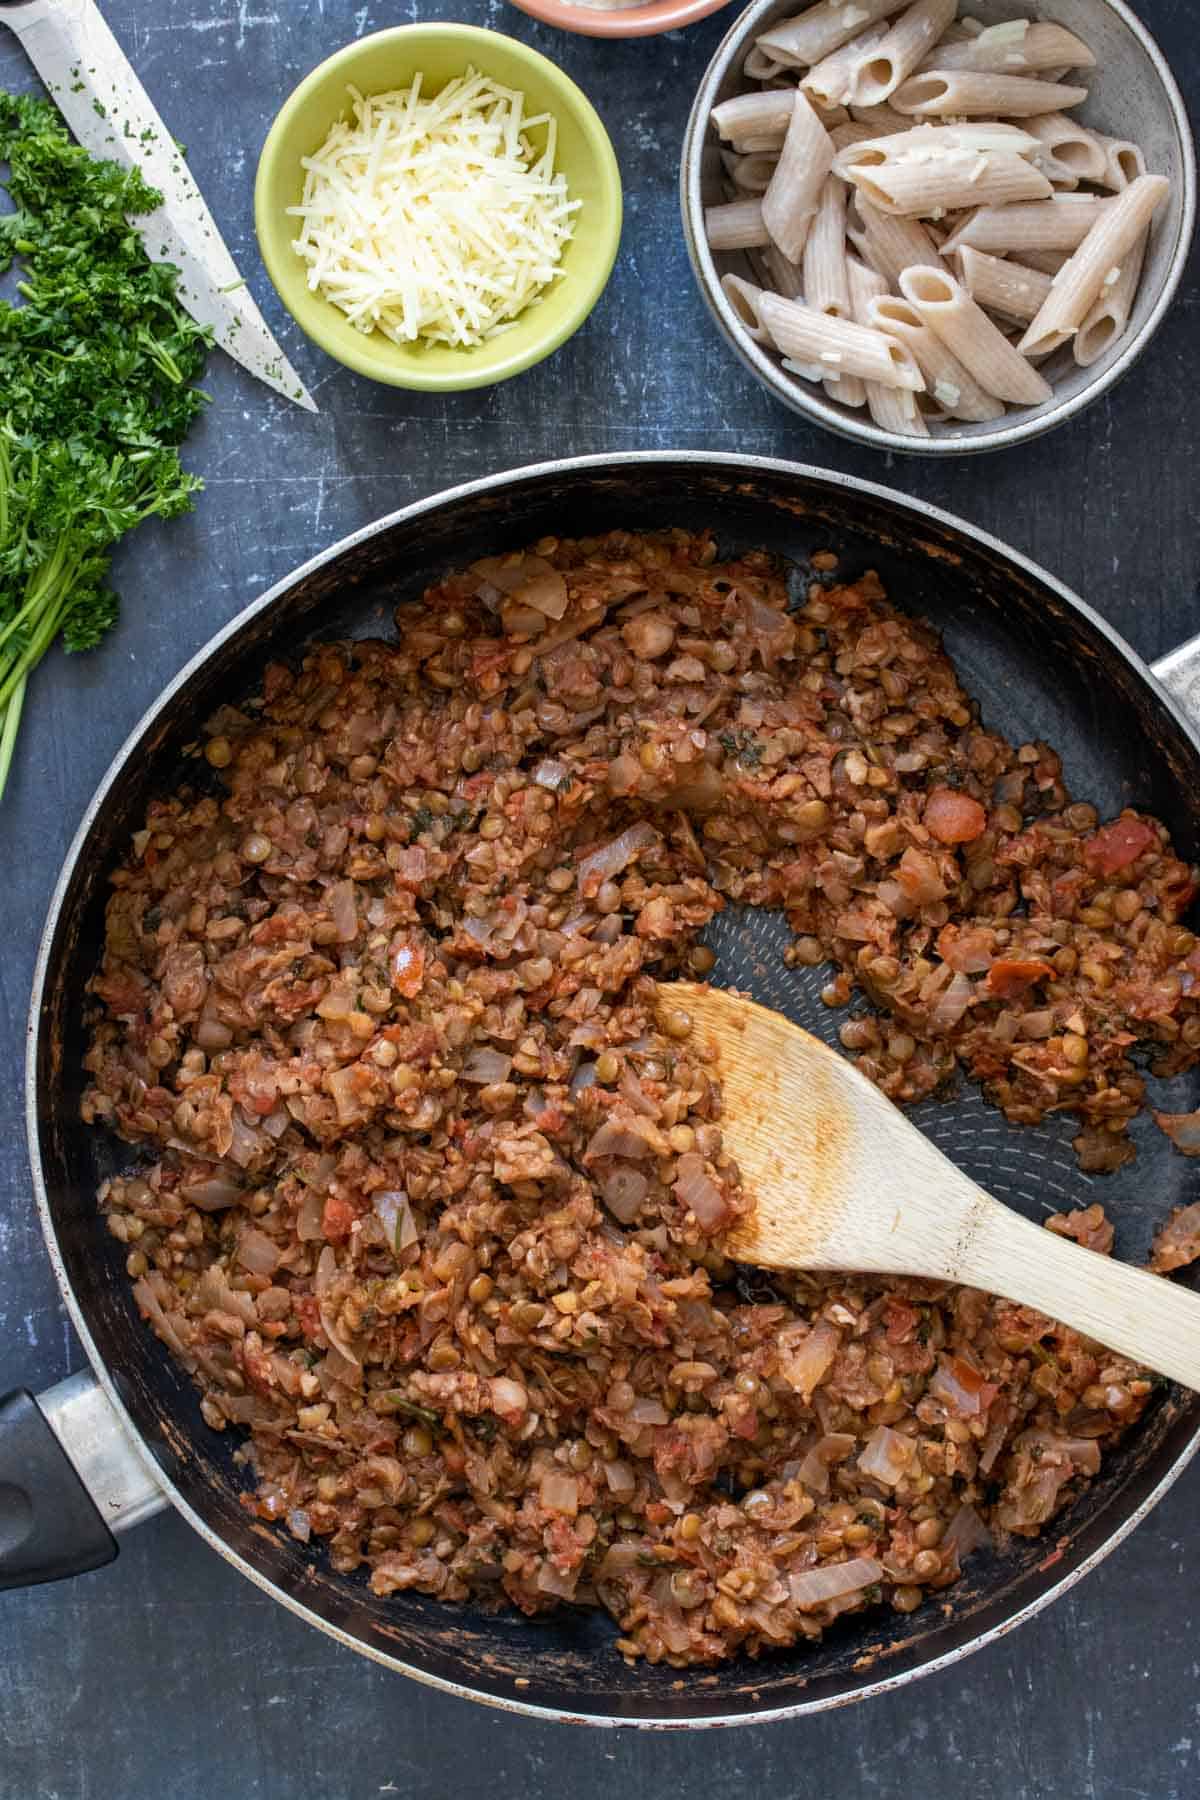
[5,452,1200,1728]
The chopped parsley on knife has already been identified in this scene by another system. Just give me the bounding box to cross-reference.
[0,91,209,802]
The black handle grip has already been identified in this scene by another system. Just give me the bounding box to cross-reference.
[0,1389,117,1590]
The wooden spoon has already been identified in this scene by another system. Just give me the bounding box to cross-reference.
[665,981,1200,1390]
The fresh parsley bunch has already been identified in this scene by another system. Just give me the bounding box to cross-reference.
[0,91,210,802]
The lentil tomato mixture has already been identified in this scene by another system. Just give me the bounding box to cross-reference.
[83,530,1200,1667]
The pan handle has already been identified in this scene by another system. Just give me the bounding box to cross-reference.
[1151,635,1200,719]
[0,1371,166,1590]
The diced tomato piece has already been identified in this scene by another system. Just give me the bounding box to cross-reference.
[391,935,426,998]
[924,787,987,845]
[295,1294,324,1342]
[1084,817,1156,874]
[948,1354,987,1395]
[985,958,1055,998]
[321,1193,357,1240]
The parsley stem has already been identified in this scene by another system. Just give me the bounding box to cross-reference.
[0,673,25,805]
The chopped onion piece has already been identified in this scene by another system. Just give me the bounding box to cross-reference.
[788,1557,882,1610]
[858,1425,914,1487]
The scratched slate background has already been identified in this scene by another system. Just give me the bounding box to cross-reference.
[2,0,1199,1793]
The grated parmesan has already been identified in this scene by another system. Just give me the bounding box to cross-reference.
[287,72,582,349]
[976,18,1029,47]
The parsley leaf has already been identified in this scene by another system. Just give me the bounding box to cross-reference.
[0,92,209,802]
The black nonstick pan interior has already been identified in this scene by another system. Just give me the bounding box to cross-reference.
[30,455,1200,1724]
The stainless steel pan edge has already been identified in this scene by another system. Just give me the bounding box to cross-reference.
[22,450,1200,1727]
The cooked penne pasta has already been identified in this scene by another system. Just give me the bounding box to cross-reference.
[1026,113,1108,188]
[831,120,882,151]
[915,20,1095,74]
[1073,227,1148,366]
[956,245,1053,322]
[939,194,1109,254]
[1019,173,1169,356]
[754,0,912,71]
[803,176,853,315]
[848,100,912,133]
[762,93,836,262]
[833,121,1038,169]
[1019,246,1073,275]
[803,176,867,404]
[1092,134,1147,193]
[721,273,773,342]
[898,264,1052,404]
[743,46,789,81]
[731,132,790,153]
[892,71,1088,116]
[802,24,889,111]
[846,257,929,434]
[730,152,780,194]
[705,198,771,251]
[847,0,957,108]
[763,242,806,297]
[845,192,941,286]
[866,290,1004,419]
[757,291,925,388]
[711,90,797,144]
[846,147,1052,216]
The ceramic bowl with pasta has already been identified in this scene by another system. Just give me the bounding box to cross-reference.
[682,0,1195,452]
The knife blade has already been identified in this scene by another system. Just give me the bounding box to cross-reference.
[2,0,317,411]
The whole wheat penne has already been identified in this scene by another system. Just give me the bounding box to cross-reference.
[956,246,1054,323]
[706,198,771,251]
[754,0,912,71]
[848,100,912,133]
[939,194,1109,255]
[763,242,806,297]
[1019,173,1169,356]
[761,92,835,262]
[721,274,773,342]
[804,175,866,405]
[1019,246,1072,276]
[892,71,1088,116]
[712,90,797,144]
[846,258,929,434]
[846,146,1052,216]
[831,119,882,150]
[802,23,889,110]
[803,176,853,316]
[1073,228,1148,366]
[781,356,831,385]
[730,132,789,153]
[1026,113,1108,188]
[730,152,780,194]
[915,20,1095,74]
[847,0,957,108]
[757,291,925,388]
[846,193,941,286]
[898,264,1052,404]
[866,290,1004,419]
[1092,134,1147,192]
[743,46,789,80]
[833,121,1039,169]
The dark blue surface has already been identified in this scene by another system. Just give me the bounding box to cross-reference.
[1,1,1198,1793]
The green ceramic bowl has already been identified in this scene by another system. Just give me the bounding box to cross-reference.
[254,24,623,391]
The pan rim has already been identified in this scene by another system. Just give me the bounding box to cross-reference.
[25,449,1200,1727]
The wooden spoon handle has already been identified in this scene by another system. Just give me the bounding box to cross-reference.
[959,1198,1200,1389]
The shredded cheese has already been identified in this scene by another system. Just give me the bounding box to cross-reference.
[976,18,1030,47]
[287,72,581,349]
